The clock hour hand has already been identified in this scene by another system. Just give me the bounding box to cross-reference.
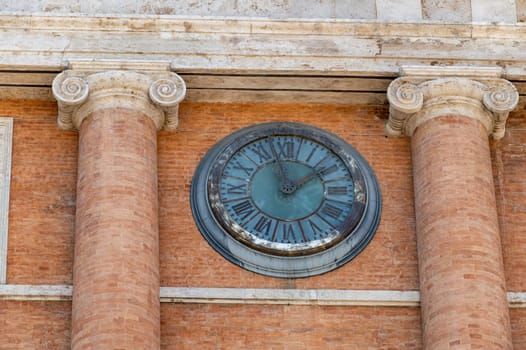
[268,137,297,194]
[268,137,288,181]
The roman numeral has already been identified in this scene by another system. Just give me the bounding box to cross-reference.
[232,161,253,176]
[308,219,323,235]
[317,164,338,177]
[226,183,247,195]
[282,223,297,242]
[321,203,343,220]
[305,146,317,163]
[254,216,272,236]
[232,200,256,221]
[276,140,294,159]
[327,186,347,195]
[250,144,271,163]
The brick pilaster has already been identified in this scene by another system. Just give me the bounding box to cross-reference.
[52,67,185,349]
[387,66,518,349]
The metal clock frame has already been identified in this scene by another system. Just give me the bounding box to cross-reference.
[190,122,382,278]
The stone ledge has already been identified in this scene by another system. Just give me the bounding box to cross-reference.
[0,284,72,301]
[0,285,420,306]
[1,284,526,308]
[159,287,420,307]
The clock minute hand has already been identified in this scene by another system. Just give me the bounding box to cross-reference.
[294,168,323,187]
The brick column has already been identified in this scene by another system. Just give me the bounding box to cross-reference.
[387,66,518,349]
[53,67,185,349]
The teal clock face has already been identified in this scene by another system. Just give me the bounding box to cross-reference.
[216,135,356,255]
[191,122,381,278]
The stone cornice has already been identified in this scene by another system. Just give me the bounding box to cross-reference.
[386,66,519,139]
[2,14,526,79]
[52,68,186,131]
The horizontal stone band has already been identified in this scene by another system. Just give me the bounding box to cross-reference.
[2,284,526,308]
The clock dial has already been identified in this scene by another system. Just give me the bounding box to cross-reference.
[191,122,381,277]
[217,134,357,254]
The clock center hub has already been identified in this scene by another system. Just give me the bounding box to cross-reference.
[279,181,297,194]
[251,162,323,221]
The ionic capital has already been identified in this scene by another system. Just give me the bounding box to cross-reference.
[52,69,186,131]
[386,66,518,139]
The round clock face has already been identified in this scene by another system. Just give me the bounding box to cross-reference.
[191,122,381,278]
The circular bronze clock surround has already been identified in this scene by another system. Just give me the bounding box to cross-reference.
[190,122,382,278]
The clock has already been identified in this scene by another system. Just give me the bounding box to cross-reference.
[191,122,381,278]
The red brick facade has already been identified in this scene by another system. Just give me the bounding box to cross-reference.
[1,99,526,348]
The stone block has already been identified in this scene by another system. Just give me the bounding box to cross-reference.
[376,0,422,21]
[422,0,471,22]
[472,0,517,23]
[518,0,526,22]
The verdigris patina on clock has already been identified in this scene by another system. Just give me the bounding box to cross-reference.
[191,122,381,278]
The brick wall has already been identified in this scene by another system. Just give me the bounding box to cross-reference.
[161,304,422,349]
[157,103,418,290]
[511,308,526,348]
[3,100,76,285]
[2,98,526,348]
[0,300,71,349]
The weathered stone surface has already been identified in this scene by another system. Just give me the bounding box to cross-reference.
[2,15,526,79]
[1,0,377,18]
[1,0,522,23]
[472,0,517,23]
[386,66,519,139]
[376,0,422,21]
[334,0,376,19]
[422,0,471,22]
[52,68,186,131]
[518,0,526,22]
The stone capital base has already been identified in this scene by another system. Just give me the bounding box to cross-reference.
[52,67,186,131]
[386,66,518,139]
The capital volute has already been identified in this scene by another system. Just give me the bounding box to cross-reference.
[386,66,519,139]
[52,65,186,131]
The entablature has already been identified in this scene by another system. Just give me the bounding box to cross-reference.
[0,14,525,105]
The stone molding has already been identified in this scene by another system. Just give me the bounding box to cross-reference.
[3,14,526,79]
[3,284,526,308]
[0,118,13,284]
[52,68,186,131]
[0,284,421,306]
[386,66,519,139]
[159,287,419,307]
